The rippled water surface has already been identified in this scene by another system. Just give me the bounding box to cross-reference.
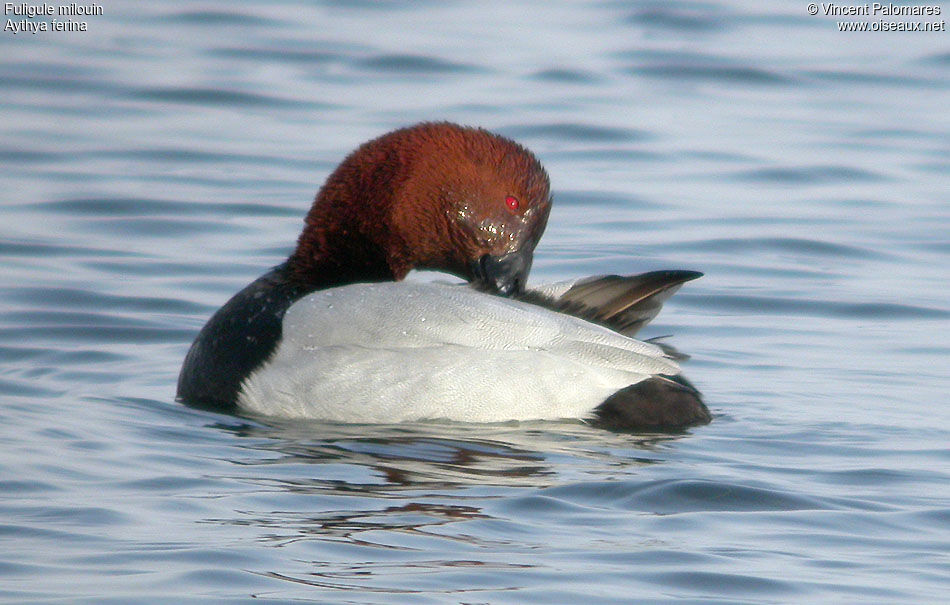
[2,1,949,603]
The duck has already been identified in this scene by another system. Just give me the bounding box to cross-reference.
[177,122,710,430]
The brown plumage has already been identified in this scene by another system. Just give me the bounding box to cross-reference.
[290,122,551,287]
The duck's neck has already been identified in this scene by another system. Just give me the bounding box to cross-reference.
[289,239,396,288]
[288,199,403,288]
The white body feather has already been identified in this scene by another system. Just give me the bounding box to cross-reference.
[238,281,679,422]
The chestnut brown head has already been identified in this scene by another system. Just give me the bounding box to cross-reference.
[292,122,552,294]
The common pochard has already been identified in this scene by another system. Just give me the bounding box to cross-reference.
[178,122,710,430]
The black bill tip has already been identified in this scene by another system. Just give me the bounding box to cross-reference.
[470,249,533,296]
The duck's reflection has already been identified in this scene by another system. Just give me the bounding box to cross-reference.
[207,418,693,596]
[218,418,680,491]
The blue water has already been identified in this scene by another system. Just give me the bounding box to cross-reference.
[2,1,948,603]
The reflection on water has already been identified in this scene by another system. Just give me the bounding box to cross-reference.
[198,418,704,598]
[224,418,676,491]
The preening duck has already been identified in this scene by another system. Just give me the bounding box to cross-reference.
[177,122,710,430]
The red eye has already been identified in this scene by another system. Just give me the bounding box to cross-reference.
[505,195,520,211]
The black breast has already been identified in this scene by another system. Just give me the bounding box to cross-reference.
[176,262,311,412]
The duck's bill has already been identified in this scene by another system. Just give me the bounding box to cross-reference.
[470,249,533,296]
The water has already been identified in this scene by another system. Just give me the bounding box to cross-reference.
[2,1,948,602]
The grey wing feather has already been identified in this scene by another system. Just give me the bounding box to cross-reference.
[518,270,702,337]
